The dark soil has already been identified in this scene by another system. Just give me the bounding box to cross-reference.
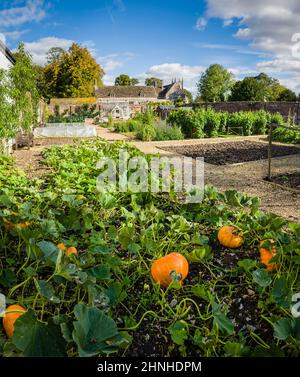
[117,244,271,357]
[268,172,300,190]
[162,141,300,165]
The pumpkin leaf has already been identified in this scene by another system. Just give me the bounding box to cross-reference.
[118,224,135,248]
[87,265,111,280]
[213,310,235,335]
[34,279,60,304]
[37,241,59,264]
[273,318,293,340]
[191,284,210,302]
[12,311,66,357]
[224,342,249,357]
[252,268,272,287]
[187,245,213,262]
[238,259,257,272]
[271,277,291,308]
[72,304,122,356]
[105,282,127,306]
[168,321,189,345]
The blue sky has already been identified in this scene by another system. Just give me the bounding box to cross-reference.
[1,0,300,94]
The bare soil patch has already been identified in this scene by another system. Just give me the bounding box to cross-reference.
[162,141,300,165]
[268,172,300,190]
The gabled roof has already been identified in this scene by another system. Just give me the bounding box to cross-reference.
[0,40,16,65]
[95,85,159,98]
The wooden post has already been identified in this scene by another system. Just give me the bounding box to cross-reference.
[268,123,273,180]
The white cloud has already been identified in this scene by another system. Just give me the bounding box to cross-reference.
[2,29,29,40]
[0,0,46,28]
[24,37,74,65]
[198,0,300,92]
[144,63,205,94]
[98,52,136,73]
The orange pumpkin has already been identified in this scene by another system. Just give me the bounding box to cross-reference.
[66,246,78,257]
[260,240,278,272]
[3,305,26,338]
[218,226,244,249]
[151,252,189,287]
[57,243,67,251]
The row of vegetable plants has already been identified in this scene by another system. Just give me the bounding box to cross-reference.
[0,140,299,357]
[167,108,285,138]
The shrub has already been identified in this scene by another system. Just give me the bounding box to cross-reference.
[204,108,221,137]
[136,122,157,141]
[154,125,184,141]
[252,110,269,135]
[269,112,284,126]
[114,120,140,133]
[272,127,300,144]
[227,112,254,136]
[219,112,229,133]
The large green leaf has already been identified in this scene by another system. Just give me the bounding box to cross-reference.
[12,311,66,357]
[34,279,60,304]
[168,321,189,345]
[37,241,59,264]
[271,277,291,308]
[273,317,300,341]
[72,304,122,356]
[252,268,272,287]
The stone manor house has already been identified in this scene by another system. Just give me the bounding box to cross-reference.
[49,79,188,121]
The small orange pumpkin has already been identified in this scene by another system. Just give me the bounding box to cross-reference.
[260,240,278,272]
[66,246,78,257]
[3,305,26,338]
[151,252,189,288]
[57,243,67,251]
[218,226,244,249]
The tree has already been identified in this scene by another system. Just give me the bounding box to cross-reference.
[277,88,297,101]
[230,77,266,101]
[46,47,65,64]
[10,43,40,131]
[183,89,193,103]
[130,78,139,86]
[115,74,138,86]
[197,64,234,102]
[42,43,104,99]
[229,73,296,102]
[145,77,163,88]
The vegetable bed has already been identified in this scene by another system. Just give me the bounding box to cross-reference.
[0,140,300,357]
[162,141,300,165]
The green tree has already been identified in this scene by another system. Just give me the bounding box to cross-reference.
[197,64,234,102]
[229,73,292,101]
[183,89,193,103]
[130,78,139,86]
[277,88,297,101]
[145,77,163,88]
[46,47,65,64]
[115,74,138,86]
[10,43,40,131]
[42,43,104,99]
[230,77,265,101]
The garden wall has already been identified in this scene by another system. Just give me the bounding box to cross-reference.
[48,98,97,115]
